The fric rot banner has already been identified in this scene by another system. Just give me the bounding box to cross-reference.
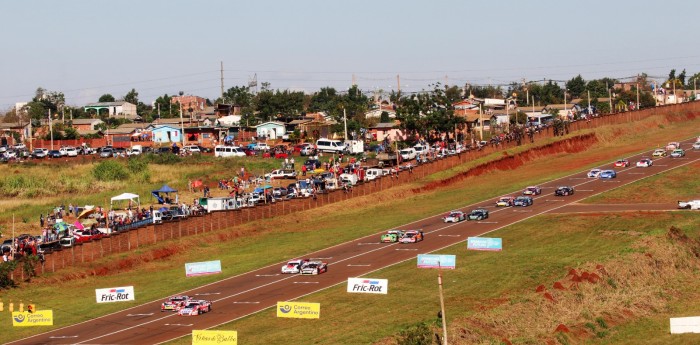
[12,310,54,326]
[192,330,238,345]
[276,301,320,319]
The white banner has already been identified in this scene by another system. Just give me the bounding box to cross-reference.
[347,278,388,294]
[95,286,135,303]
[670,316,700,334]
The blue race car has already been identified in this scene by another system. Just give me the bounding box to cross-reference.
[599,170,617,179]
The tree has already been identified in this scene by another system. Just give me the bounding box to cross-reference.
[123,88,139,105]
[99,94,115,102]
[380,111,391,123]
[565,75,586,99]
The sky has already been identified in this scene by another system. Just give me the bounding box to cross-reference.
[1,0,699,110]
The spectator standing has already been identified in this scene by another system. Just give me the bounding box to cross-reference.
[40,214,44,227]
[302,165,307,176]
[290,157,295,169]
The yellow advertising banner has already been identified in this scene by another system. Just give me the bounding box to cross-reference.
[12,310,54,326]
[192,330,238,345]
[276,301,320,319]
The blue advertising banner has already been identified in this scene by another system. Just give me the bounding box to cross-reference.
[185,260,222,277]
[417,254,456,269]
[467,237,503,251]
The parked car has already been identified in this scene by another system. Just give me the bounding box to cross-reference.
[47,150,62,158]
[59,146,78,157]
[113,148,127,157]
[255,143,270,151]
[32,148,49,158]
[265,169,297,179]
[613,159,630,167]
[155,147,172,155]
[467,209,489,221]
[272,187,288,198]
[599,170,617,179]
[513,196,533,207]
[300,145,316,156]
[304,159,322,171]
[523,186,541,195]
[442,210,466,223]
[670,149,685,158]
[399,148,416,161]
[183,145,201,154]
[99,148,114,158]
[636,158,653,167]
[554,186,575,196]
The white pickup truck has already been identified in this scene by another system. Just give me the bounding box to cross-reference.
[678,200,700,210]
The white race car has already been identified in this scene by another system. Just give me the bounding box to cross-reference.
[636,158,653,167]
[300,261,328,275]
[678,200,700,210]
[442,211,466,223]
[281,259,309,274]
[587,169,602,178]
[177,300,212,316]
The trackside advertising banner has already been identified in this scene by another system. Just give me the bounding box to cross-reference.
[12,310,54,326]
[186,260,222,277]
[467,237,503,251]
[95,286,135,303]
[670,316,700,334]
[417,254,456,269]
[347,278,388,294]
[276,301,320,319]
[192,330,238,345]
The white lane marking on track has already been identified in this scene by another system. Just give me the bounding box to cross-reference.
[545,200,565,202]
[576,190,594,191]
[49,336,79,339]
[347,264,371,266]
[233,301,260,304]
[294,281,320,284]
[477,221,498,223]
[255,274,279,277]
[512,210,532,212]
[357,243,381,245]
[165,323,193,326]
[395,248,418,251]
[194,293,221,296]
[126,313,154,316]
[438,234,461,237]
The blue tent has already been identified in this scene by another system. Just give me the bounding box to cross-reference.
[152,185,178,204]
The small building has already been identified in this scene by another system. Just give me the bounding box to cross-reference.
[0,122,31,145]
[170,95,207,112]
[84,102,137,118]
[151,125,183,144]
[215,115,241,127]
[71,118,104,131]
[368,122,405,142]
[255,121,286,140]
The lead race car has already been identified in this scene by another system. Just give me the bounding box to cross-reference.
[467,208,489,221]
[177,300,212,316]
[399,230,424,244]
[161,295,192,312]
[281,258,310,274]
[380,230,404,243]
[523,186,541,195]
[300,261,328,275]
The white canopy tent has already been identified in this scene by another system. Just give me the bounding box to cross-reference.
[110,192,141,210]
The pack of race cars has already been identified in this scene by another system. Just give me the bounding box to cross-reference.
[161,295,212,316]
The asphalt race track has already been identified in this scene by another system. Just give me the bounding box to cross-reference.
[10,137,699,345]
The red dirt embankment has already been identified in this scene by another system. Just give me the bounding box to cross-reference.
[415,134,598,193]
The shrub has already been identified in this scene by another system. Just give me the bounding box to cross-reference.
[92,161,129,181]
[395,322,434,345]
[127,157,148,174]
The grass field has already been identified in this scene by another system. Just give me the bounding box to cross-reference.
[0,112,699,344]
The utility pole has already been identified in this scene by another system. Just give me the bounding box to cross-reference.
[587,90,591,115]
[343,108,348,141]
[438,262,448,345]
[479,103,484,140]
[220,61,224,100]
[49,109,54,150]
[397,75,401,96]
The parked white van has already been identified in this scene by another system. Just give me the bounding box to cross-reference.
[413,144,429,156]
[339,173,359,186]
[316,138,347,154]
[399,148,416,161]
[365,168,384,181]
[344,140,364,154]
[214,145,246,157]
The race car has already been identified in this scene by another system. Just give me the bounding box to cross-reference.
[399,230,424,243]
[523,186,541,195]
[678,200,700,210]
[693,142,700,150]
[665,142,680,150]
[495,196,515,207]
[513,196,533,207]
[554,186,575,196]
[652,149,667,157]
[177,300,212,316]
[281,259,310,274]
[300,261,328,275]
[670,149,685,158]
[442,210,466,223]
[467,209,489,221]
[599,170,617,179]
[587,168,602,178]
[161,295,192,312]
[636,158,653,167]
[613,159,630,167]
[380,230,404,243]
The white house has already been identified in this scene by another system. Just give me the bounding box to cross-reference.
[84,101,137,118]
[255,121,286,140]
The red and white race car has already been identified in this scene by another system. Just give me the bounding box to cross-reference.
[161,295,192,312]
[300,261,328,275]
[177,300,212,316]
[399,230,424,244]
[281,259,310,274]
[636,158,653,168]
[613,159,630,167]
